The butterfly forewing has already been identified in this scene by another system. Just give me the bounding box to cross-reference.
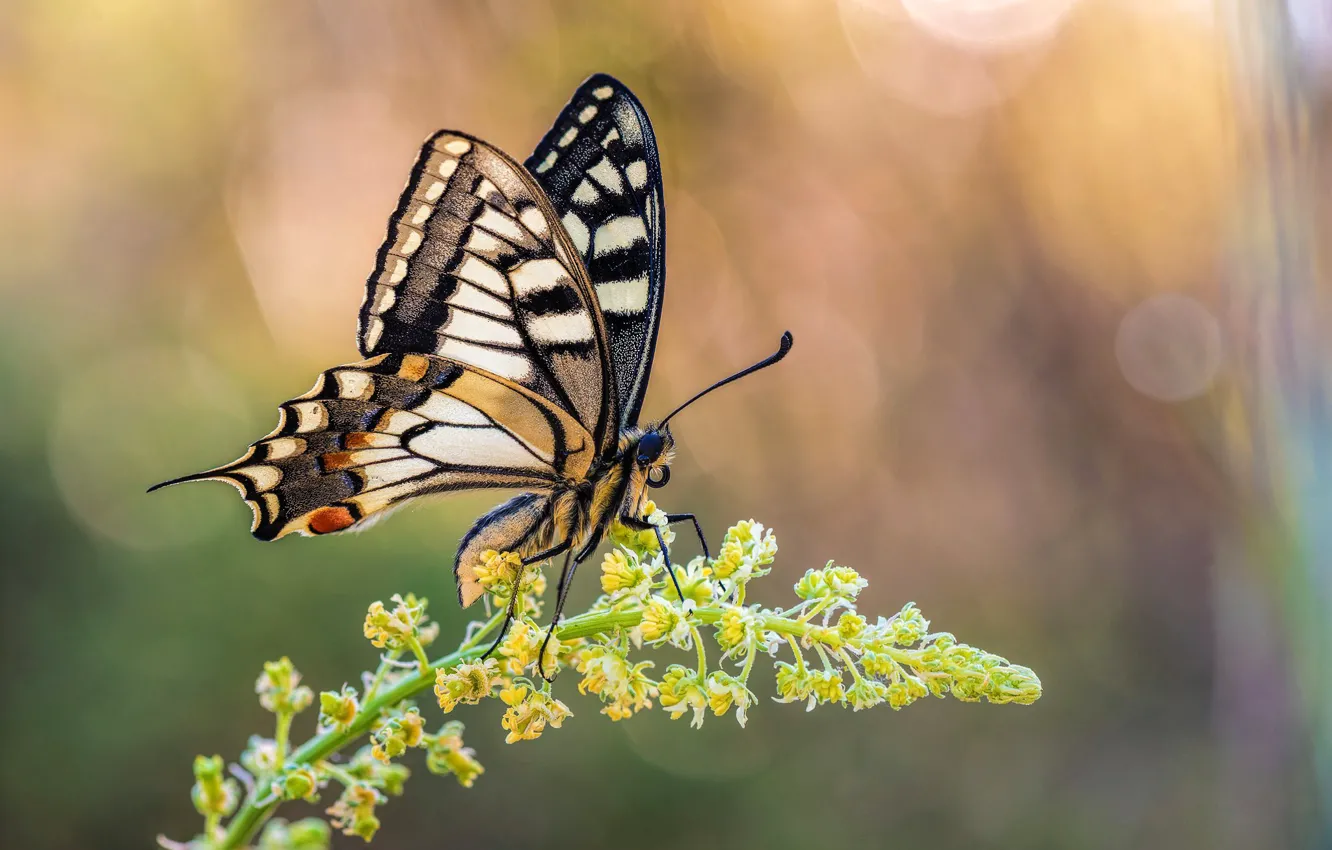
[157,352,596,541]
[360,131,617,451]
[526,74,666,431]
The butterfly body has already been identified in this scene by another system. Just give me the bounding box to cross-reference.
[455,424,673,605]
[152,75,789,664]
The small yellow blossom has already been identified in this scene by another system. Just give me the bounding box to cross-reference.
[434,659,501,713]
[600,549,650,599]
[363,594,433,653]
[713,520,777,584]
[473,550,522,589]
[660,556,716,607]
[576,645,657,720]
[638,597,688,645]
[370,708,426,763]
[710,540,746,580]
[837,612,866,640]
[885,603,930,646]
[494,619,565,677]
[326,784,383,842]
[859,651,895,678]
[191,755,239,819]
[274,766,320,802]
[576,645,629,699]
[602,669,657,721]
[714,607,758,656]
[256,657,314,715]
[658,666,708,728]
[608,500,676,555]
[826,566,868,598]
[705,671,754,727]
[425,723,485,788]
[498,685,572,744]
[794,563,867,602]
[809,669,845,708]
[774,661,814,705]
[846,678,889,711]
[319,686,359,731]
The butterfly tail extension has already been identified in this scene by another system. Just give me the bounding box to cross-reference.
[151,353,567,542]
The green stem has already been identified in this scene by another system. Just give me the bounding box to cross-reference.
[837,648,865,684]
[362,651,401,703]
[738,636,758,685]
[688,623,708,678]
[785,635,807,674]
[405,636,432,673]
[216,600,843,849]
[273,710,293,769]
[219,642,477,848]
[796,597,834,625]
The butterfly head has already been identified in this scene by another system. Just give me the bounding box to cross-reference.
[634,428,674,489]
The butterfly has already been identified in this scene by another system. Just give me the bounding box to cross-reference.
[151,74,792,675]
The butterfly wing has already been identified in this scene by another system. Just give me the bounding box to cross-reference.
[150,352,596,543]
[360,130,618,453]
[526,74,666,431]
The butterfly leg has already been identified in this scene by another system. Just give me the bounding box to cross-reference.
[478,539,573,661]
[664,513,710,559]
[537,547,583,682]
[480,573,524,660]
[523,538,571,566]
[661,513,736,603]
[618,517,687,603]
[662,513,731,602]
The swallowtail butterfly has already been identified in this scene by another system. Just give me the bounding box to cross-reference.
[152,74,792,671]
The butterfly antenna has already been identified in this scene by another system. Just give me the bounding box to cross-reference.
[659,331,793,428]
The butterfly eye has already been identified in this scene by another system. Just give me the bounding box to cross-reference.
[647,466,670,488]
[637,431,665,465]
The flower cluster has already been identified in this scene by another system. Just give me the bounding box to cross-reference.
[363,593,439,670]
[163,510,1041,849]
[474,549,548,614]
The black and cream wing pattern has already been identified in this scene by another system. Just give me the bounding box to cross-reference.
[154,131,614,541]
[156,353,597,543]
[359,130,619,452]
[525,74,666,431]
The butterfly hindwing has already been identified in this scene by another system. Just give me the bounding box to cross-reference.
[152,353,596,541]
[454,492,553,608]
[360,130,617,451]
[526,74,666,431]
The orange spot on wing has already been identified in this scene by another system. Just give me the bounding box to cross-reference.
[345,433,374,449]
[309,506,356,534]
[398,354,430,382]
[322,452,355,471]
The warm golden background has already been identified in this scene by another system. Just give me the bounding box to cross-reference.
[3,0,1331,847]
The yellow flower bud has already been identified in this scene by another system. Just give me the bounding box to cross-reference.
[319,686,359,731]
[600,549,649,597]
[638,598,684,644]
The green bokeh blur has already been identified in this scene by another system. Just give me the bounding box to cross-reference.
[3,1,1329,848]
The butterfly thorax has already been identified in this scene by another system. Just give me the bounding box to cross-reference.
[555,427,673,550]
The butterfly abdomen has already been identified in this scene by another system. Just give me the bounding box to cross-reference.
[454,492,558,607]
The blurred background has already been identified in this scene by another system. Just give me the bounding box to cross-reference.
[2,0,1330,847]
